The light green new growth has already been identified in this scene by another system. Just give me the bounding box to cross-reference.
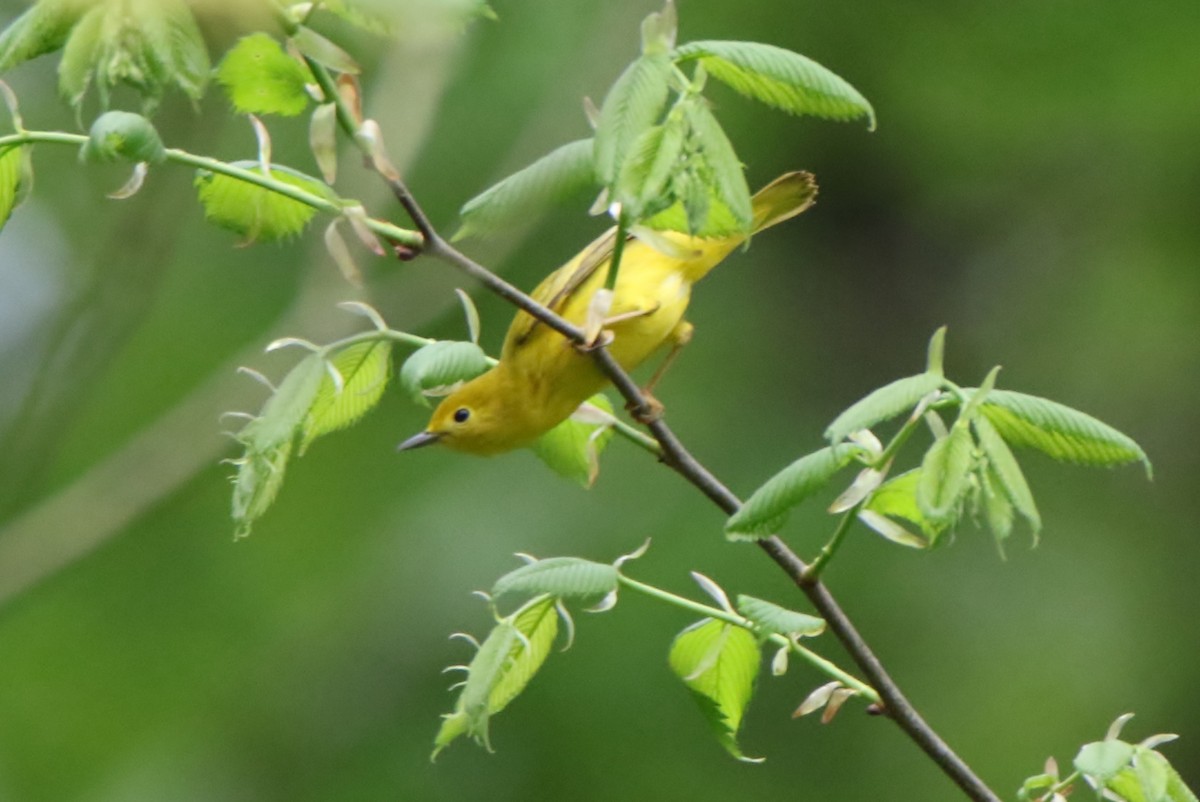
[299,340,393,454]
[669,618,763,762]
[217,33,312,117]
[194,162,332,243]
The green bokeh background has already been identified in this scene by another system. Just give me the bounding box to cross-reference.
[1,1,1197,800]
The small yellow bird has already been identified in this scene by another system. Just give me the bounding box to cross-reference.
[399,171,817,455]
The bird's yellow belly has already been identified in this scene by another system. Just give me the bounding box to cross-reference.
[606,268,690,369]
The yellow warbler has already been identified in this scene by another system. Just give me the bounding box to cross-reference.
[399,171,817,455]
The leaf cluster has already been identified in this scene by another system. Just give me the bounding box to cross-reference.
[1019,714,1196,802]
[453,1,874,242]
[434,546,838,762]
[727,328,1151,552]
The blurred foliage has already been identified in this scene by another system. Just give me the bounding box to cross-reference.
[0,0,1197,800]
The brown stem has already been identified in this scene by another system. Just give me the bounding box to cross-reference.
[338,88,1000,802]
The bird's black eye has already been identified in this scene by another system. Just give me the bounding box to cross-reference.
[453,408,470,423]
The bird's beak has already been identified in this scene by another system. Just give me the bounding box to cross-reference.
[397,430,442,451]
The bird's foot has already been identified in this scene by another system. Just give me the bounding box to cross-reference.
[627,393,665,425]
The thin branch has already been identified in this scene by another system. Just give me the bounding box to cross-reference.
[408,202,1001,802]
[303,52,1002,802]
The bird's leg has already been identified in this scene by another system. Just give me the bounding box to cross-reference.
[626,321,693,424]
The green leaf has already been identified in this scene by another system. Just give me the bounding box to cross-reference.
[639,172,749,237]
[58,0,210,112]
[453,138,596,241]
[682,98,751,233]
[614,121,686,221]
[735,595,825,638]
[299,340,392,454]
[530,395,615,487]
[972,414,1041,539]
[290,25,359,75]
[638,0,676,56]
[216,33,312,117]
[862,468,940,544]
[726,445,863,539]
[594,53,672,185]
[230,439,292,540]
[194,161,329,243]
[674,40,875,129]
[227,352,329,538]
[1076,739,1136,784]
[399,340,490,406]
[825,372,943,443]
[980,389,1151,477]
[916,423,975,528]
[668,618,762,762]
[79,110,165,164]
[0,145,27,232]
[1016,772,1057,801]
[492,557,619,601]
[925,326,947,377]
[0,0,87,73]
[978,465,1014,548]
[240,353,327,451]
[1165,755,1200,802]
[433,595,559,757]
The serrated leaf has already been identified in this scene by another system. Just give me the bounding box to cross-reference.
[433,595,559,757]
[726,445,863,539]
[194,161,329,243]
[674,40,875,129]
[682,98,751,233]
[217,33,312,117]
[492,557,619,601]
[58,0,210,113]
[399,340,490,406]
[668,618,761,762]
[640,172,744,237]
[736,595,824,638]
[980,389,1151,477]
[917,423,975,528]
[614,121,685,221]
[825,372,944,443]
[230,439,292,540]
[240,353,326,451]
[0,145,25,232]
[530,395,615,487]
[454,138,596,241]
[1076,739,1136,784]
[0,0,87,73]
[594,53,672,185]
[973,413,1041,538]
[79,110,165,164]
[979,465,1014,547]
[299,340,392,454]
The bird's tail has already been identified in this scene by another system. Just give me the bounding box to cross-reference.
[751,171,818,233]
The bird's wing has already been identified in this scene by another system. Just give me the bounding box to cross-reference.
[504,227,620,353]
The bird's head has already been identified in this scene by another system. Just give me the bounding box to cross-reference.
[397,369,532,456]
